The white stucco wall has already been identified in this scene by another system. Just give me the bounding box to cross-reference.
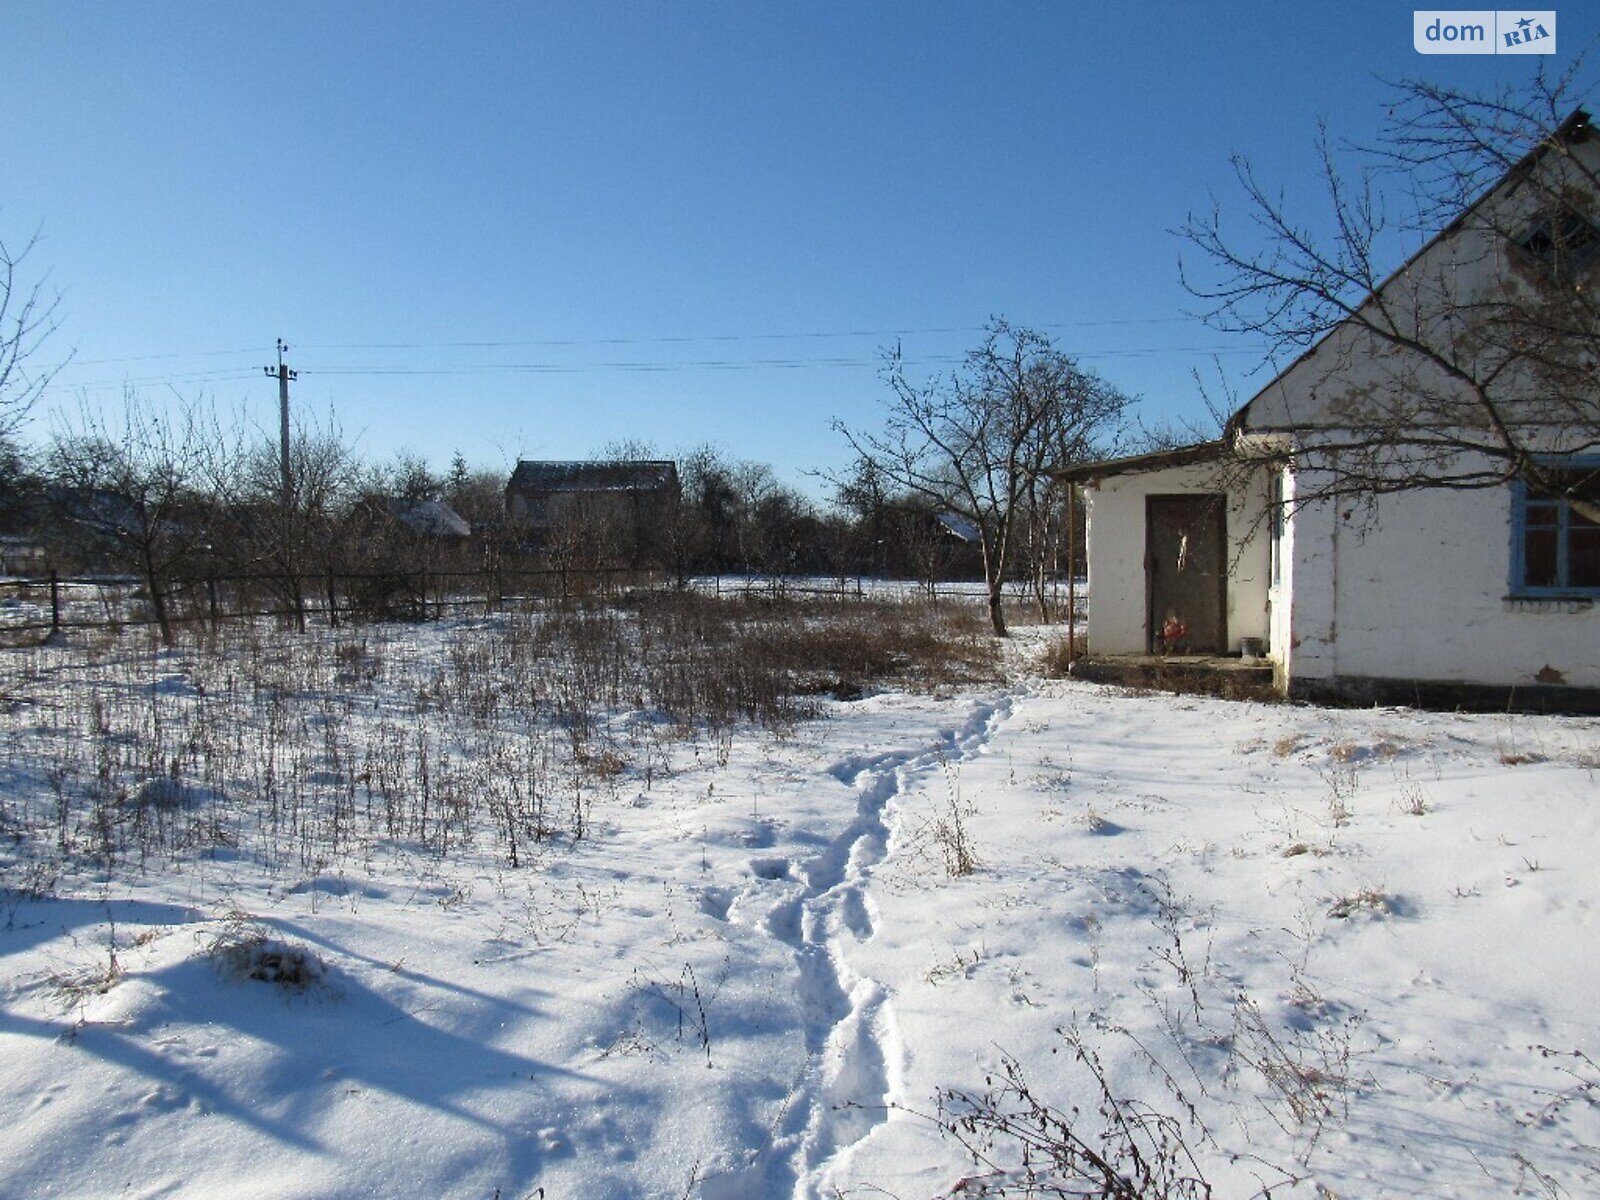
[1236,130,1600,694]
[1083,461,1273,656]
[1267,464,1295,688]
[1284,479,1600,689]
[1243,130,1600,450]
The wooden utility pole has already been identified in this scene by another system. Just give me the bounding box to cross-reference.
[263,338,297,508]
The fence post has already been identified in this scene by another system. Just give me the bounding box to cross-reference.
[207,575,219,626]
[50,569,62,637]
[326,566,339,628]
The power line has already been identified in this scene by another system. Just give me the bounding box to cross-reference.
[68,346,270,367]
[44,314,1218,372]
[36,342,1269,396]
[296,316,1202,352]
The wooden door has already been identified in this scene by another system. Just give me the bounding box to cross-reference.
[1146,495,1227,654]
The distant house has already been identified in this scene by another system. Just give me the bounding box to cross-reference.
[1055,111,1600,711]
[0,534,47,575]
[505,460,680,567]
[384,498,472,540]
[347,497,473,554]
[936,512,980,543]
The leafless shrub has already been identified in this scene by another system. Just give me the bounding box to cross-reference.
[50,919,125,1006]
[1280,842,1329,859]
[0,590,997,880]
[206,914,326,991]
[1523,1046,1600,1130]
[924,945,984,986]
[1328,740,1401,764]
[1397,781,1430,817]
[1229,994,1362,1143]
[937,1036,1215,1199]
[629,959,722,1068]
[934,758,979,878]
[1145,876,1212,1023]
[1041,636,1080,678]
[1316,760,1358,827]
[1326,887,1399,920]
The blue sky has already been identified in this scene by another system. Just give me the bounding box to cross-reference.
[6,3,1596,499]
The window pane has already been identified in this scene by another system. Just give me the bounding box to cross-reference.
[1524,528,1559,587]
[1569,527,1600,588]
[1524,501,1559,528]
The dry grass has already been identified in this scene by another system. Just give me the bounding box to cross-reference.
[1327,887,1400,920]
[206,915,327,991]
[0,589,1000,880]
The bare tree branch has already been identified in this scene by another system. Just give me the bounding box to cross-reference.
[1180,73,1600,527]
[834,319,1129,635]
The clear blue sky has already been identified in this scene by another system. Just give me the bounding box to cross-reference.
[6,3,1596,499]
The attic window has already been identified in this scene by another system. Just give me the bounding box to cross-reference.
[1513,207,1600,279]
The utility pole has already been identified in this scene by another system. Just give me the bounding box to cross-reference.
[263,338,297,509]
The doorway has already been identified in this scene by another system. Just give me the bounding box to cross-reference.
[1146,495,1227,654]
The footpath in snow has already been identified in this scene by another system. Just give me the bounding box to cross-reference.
[2,638,1599,1198]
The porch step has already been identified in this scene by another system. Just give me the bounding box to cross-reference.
[1068,654,1279,701]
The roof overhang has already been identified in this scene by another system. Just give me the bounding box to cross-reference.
[1048,439,1231,485]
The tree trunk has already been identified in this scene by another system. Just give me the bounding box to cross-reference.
[981,526,1010,637]
[142,562,173,646]
[987,578,1008,637]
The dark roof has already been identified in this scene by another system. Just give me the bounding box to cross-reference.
[507,460,679,494]
[936,512,980,542]
[1048,440,1231,484]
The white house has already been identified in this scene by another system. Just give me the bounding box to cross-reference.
[1056,111,1600,711]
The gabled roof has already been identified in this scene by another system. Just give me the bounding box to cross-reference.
[507,460,679,493]
[1231,106,1593,435]
[1049,107,1595,483]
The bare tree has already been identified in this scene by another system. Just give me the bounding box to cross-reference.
[1181,70,1600,523]
[0,229,61,444]
[837,319,1129,636]
[47,393,226,644]
[671,444,739,579]
[217,412,354,628]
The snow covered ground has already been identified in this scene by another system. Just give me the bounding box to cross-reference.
[1,615,1597,1198]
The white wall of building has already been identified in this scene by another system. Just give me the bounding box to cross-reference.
[1083,461,1273,656]
[1285,480,1600,689]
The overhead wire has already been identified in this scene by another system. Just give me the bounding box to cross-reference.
[36,317,1266,396]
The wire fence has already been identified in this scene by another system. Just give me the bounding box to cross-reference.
[0,564,656,640]
[0,566,1085,643]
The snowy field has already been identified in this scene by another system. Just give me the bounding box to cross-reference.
[0,602,1597,1199]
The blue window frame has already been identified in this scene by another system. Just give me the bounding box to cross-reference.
[1511,458,1600,596]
